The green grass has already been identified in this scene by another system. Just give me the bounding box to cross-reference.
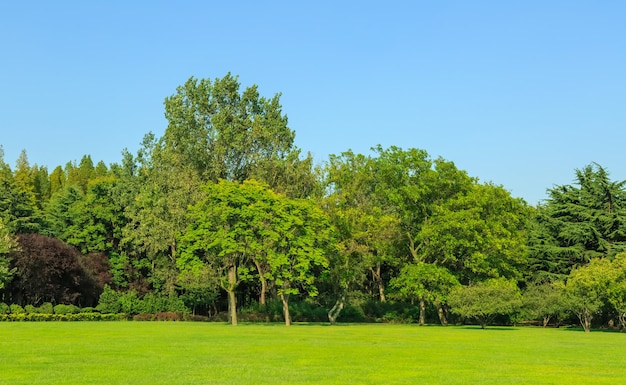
[0,322,625,384]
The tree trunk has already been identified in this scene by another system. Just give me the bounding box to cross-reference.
[419,297,426,326]
[576,308,593,332]
[280,292,291,326]
[253,259,266,305]
[372,264,386,302]
[435,300,448,326]
[328,294,346,325]
[228,265,238,326]
[542,315,551,328]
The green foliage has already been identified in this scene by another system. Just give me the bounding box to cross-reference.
[38,302,54,314]
[53,304,79,315]
[529,163,626,279]
[96,284,121,313]
[0,302,9,314]
[96,284,189,316]
[448,278,523,329]
[162,73,295,182]
[418,183,530,283]
[522,280,569,327]
[10,304,25,314]
[565,258,616,332]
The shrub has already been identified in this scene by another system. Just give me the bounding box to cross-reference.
[10,304,26,314]
[24,305,36,314]
[96,284,121,313]
[54,304,79,315]
[38,302,54,314]
[154,312,182,321]
[133,313,154,321]
[0,303,10,314]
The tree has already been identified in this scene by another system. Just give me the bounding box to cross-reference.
[522,280,569,327]
[565,258,616,332]
[322,151,403,306]
[162,73,296,183]
[267,197,331,326]
[7,234,86,306]
[372,146,474,261]
[417,183,530,283]
[0,218,16,291]
[529,163,626,279]
[179,180,332,326]
[448,278,522,329]
[178,180,265,325]
[389,262,460,326]
[0,151,42,233]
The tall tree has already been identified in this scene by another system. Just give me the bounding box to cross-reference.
[322,151,402,306]
[0,152,41,233]
[0,218,16,292]
[417,183,530,283]
[162,73,296,183]
[528,163,626,280]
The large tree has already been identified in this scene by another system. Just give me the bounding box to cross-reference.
[322,150,402,311]
[528,163,626,280]
[0,219,16,292]
[417,183,530,283]
[179,180,332,326]
[162,73,297,184]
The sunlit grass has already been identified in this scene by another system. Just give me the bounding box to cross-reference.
[0,322,624,384]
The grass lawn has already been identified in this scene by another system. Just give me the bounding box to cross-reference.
[0,322,625,384]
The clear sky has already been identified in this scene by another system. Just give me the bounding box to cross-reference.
[1,1,624,205]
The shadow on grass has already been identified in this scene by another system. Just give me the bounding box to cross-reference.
[458,325,520,331]
[558,326,626,334]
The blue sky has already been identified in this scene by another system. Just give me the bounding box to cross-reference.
[1,1,624,205]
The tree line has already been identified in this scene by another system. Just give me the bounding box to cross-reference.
[1,73,625,331]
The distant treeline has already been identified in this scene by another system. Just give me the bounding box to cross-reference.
[1,73,625,330]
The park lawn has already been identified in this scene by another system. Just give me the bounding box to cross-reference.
[0,322,624,385]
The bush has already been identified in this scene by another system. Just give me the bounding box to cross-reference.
[54,304,79,315]
[24,305,36,314]
[133,313,154,321]
[96,284,121,313]
[10,304,26,314]
[0,303,10,314]
[38,302,54,314]
[154,312,182,321]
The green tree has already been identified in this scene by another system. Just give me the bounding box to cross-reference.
[389,262,460,326]
[267,197,331,326]
[372,146,474,260]
[49,165,66,196]
[162,73,296,183]
[178,180,262,325]
[417,183,530,283]
[522,280,569,327]
[322,151,403,305]
[0,152,41,233]
[607,253,626,329]
[179,180,332,326]
[565,258,616,332]
[448,278,523,329]
[0,218,16,291]
[529,163,626,279]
